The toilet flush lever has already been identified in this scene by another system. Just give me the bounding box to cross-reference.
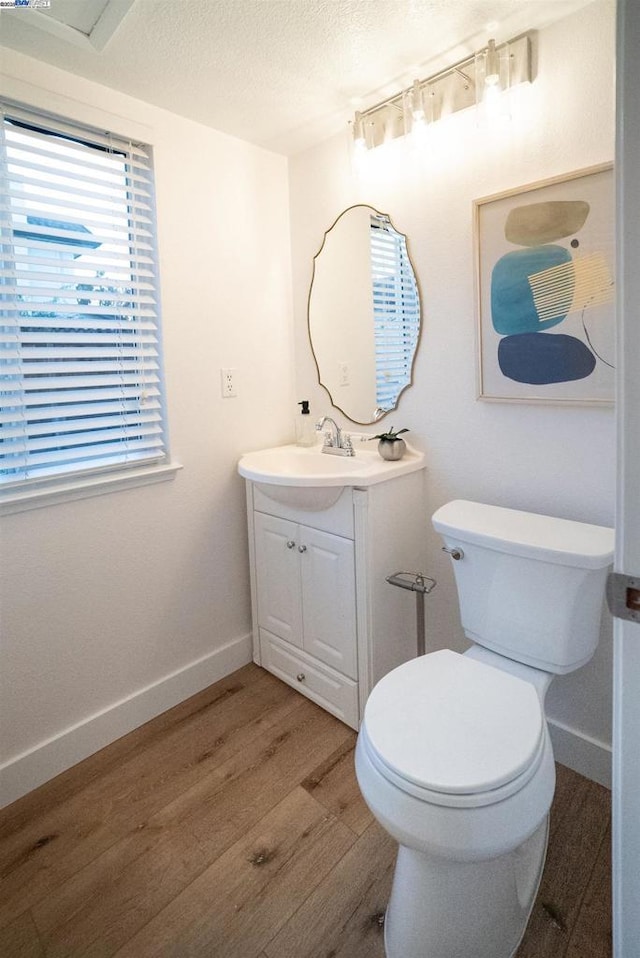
[442,546,464,561]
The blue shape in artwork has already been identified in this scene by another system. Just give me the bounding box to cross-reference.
[491,245,574,335]
[498,333,596,385]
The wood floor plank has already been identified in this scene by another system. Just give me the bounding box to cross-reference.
[515,773,611,958]
[565,824,612,958]
[33,824,208,958]
[0,666,299,929]
[154,698,354,859]
[0,911,45,958]
[112,786,357,958]
[264,819,396,958]
[301,737,373,836]
[0,664,265,835]
[547,762,591,841]
[30,699,353,957]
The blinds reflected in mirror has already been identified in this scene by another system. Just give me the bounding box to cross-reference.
[370,214,421,414]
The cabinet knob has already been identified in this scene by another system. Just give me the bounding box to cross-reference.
[298,544,307,553]
[296,672,306,682]
[286,540,296,549]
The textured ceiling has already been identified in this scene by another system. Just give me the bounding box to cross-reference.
[0,0,602,155]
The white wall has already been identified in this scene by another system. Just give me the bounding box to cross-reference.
[289,1,616,785]
[0,50,295,805]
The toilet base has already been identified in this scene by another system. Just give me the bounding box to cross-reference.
[384,816,549,958]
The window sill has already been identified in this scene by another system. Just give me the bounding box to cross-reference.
[0,461,183,516]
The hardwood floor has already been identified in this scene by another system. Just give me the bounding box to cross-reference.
[0,663,612,957]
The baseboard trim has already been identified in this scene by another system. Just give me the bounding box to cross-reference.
[548,718,612,789]
[0,633,252,809]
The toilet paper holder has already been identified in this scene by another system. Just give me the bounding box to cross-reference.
[386,571,436,656]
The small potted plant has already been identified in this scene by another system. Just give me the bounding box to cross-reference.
[372,426,409,461]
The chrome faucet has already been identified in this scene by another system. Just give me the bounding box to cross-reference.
[316,416,355,457]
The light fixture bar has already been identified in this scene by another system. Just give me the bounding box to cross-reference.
[352,32,532,149]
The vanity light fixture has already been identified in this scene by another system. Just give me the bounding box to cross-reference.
[351,32,532,150]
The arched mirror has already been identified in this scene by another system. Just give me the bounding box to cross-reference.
[308,205,421,425]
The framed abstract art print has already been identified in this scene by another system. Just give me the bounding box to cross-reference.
[474,164,614,404]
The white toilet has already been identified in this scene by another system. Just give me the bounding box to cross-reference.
[355,499,614,958]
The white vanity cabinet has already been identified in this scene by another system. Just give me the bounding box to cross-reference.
[254,513,357,678]
[244,468,427,730]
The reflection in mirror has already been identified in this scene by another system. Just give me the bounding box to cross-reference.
[308,205,421,425]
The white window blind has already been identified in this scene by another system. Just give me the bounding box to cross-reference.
[0,102,168,492]
[370,214,421,411]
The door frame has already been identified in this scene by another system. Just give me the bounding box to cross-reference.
[613,1,640,954]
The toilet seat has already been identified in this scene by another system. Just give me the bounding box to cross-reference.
[362,649,545,809]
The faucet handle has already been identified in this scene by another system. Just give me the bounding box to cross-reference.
[342,433,353,452]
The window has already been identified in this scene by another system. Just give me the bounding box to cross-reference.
[370,214,421,412]
[0,102,168,497]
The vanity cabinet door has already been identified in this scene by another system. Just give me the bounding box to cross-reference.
[254,512,303,648]
[300,527,357,679]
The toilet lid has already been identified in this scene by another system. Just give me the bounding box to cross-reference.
[364,650,544,797]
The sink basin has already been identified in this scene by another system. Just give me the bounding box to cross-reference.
[239,445,362,483]
[238,441,425,509]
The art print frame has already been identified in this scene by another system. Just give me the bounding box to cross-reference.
[474,163,615,405]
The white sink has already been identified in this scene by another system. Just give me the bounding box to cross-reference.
[238,441,425,509]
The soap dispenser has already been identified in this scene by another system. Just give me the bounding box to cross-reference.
[296,400,316,447]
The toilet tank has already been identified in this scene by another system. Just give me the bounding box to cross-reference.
[432,500,615,674]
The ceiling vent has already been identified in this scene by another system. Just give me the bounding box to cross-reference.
[2,0,134,52]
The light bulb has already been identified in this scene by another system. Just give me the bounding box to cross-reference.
[353,111,367,151]
[484,39,500,88]
[409,79,429,147]
[351,111,371,175]
[411,80,425,123]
